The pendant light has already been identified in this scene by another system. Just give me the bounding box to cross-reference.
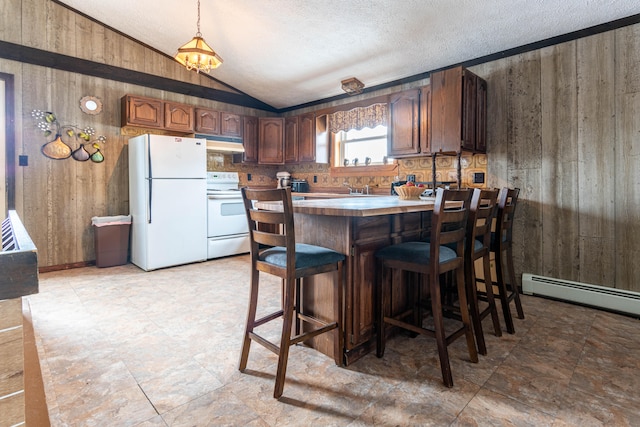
[174,0,223,73]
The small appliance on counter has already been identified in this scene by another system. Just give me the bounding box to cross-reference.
[390,181,407,195]
[291,179,309,193]
[276,171,291,188]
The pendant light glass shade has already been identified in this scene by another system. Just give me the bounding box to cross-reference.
[174,0,223,73]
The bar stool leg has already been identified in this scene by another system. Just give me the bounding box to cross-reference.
[274,278,296,399]
[495,249,515,334]
[430,275,454,387]
[506,246,525,319]
[239,269,260,372]
[466,256,487,355]
[482,254,502,337]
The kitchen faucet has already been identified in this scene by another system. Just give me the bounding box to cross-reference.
[343,181,363,195]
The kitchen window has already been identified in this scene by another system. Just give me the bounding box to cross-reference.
[325,99,399,176]
[334,125,388,167]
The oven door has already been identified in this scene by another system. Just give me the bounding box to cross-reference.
[207,195,248,238]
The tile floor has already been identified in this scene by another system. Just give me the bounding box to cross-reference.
[26,255,640,426]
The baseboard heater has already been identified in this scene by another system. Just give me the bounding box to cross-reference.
[522,273,640,317]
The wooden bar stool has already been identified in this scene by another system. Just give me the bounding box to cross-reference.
[375,188,477,388]
[238,187,345,398]
[491,187,525,334]
[465,188,502,355]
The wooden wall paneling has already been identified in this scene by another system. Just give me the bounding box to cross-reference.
[101,85,130,220]
[48,0,76,57]
[471,60,509,189]
[614,25,640,292]
[505,51,543,280]
[120,36,146,73]
[20,65,52,265]
[21,0,47,49]
[540,41,580,281]
[614,93,640,292]
[616,24,640,95]
[506,51,542,170]
[75,14,105,63]
[0,0,21,43]
[50,69,79,265]
[576,32,616,287]
[103,27,124,68]
[76,74,105,260]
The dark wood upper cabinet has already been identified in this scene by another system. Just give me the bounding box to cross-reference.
[258,118,284,165]
[221,112,242,138]
[388,89,420,157]
[121,95,164,128]
[430,66,487,154]
[194,108,220,135]
[164,101,194,132]
[284,116,299,163]
[298,113,316,163]
[419,85,431,155]
[475,77,488,153]
[242,116,259,163]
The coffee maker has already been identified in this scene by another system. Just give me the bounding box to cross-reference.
[276,171,291,189]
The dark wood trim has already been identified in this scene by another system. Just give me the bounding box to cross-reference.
[0,40,277,113]
[50,0,253,99]
[2,10,639,115]
[281,13,640,112]
[1,72,15,210]
[38,260,95,273]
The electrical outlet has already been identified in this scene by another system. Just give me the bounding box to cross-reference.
[407,174,416,182]
[247,173,252,181]
[19,155,28,166]
[313,175,317,183]
[473,172,485,184]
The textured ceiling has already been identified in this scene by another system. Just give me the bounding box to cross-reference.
[57,0,640,109]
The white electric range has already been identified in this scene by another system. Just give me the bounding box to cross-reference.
[206,172,250,259]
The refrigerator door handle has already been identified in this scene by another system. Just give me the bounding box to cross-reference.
[148,139,153,224]
[148,179,153,224]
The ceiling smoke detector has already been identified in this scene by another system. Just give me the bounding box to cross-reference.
[341,78,365,95]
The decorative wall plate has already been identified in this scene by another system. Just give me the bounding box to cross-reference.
[79,96,103,115]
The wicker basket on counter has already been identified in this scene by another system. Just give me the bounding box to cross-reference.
[395,185,425,200]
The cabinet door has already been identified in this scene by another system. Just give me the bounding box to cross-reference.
[242,116,259,163]
[350,237,391,349]
[194,108,220,134]
[475,77,487,153]
[419,85,431,155]
[284,116,299,163]
[431,66,463,154]
[164,101,194,132]
[388,89,420,157]
[461,69,477,151]
[258,118,284,164]
[122,95,164,128]
[298,113,316,162]
[221,112,242,137]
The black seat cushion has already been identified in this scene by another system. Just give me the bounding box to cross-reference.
[376,241,457,264]
[260,243,345,269]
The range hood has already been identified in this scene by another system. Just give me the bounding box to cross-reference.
[195,134,245,153]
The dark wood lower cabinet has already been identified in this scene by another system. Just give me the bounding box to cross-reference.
[295,211,427,365]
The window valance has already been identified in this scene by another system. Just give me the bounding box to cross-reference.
[328,103,387,133]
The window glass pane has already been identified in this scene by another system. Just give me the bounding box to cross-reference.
[340,125,388,165]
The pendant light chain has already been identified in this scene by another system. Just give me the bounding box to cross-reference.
[196,0,202,37]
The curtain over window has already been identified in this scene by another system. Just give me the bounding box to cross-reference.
[328,103,387,133]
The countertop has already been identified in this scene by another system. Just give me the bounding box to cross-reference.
[258,195,437,217]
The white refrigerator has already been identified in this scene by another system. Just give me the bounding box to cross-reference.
[128,134,207,271]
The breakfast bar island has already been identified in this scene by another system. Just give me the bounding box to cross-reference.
[265,195,439,365]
